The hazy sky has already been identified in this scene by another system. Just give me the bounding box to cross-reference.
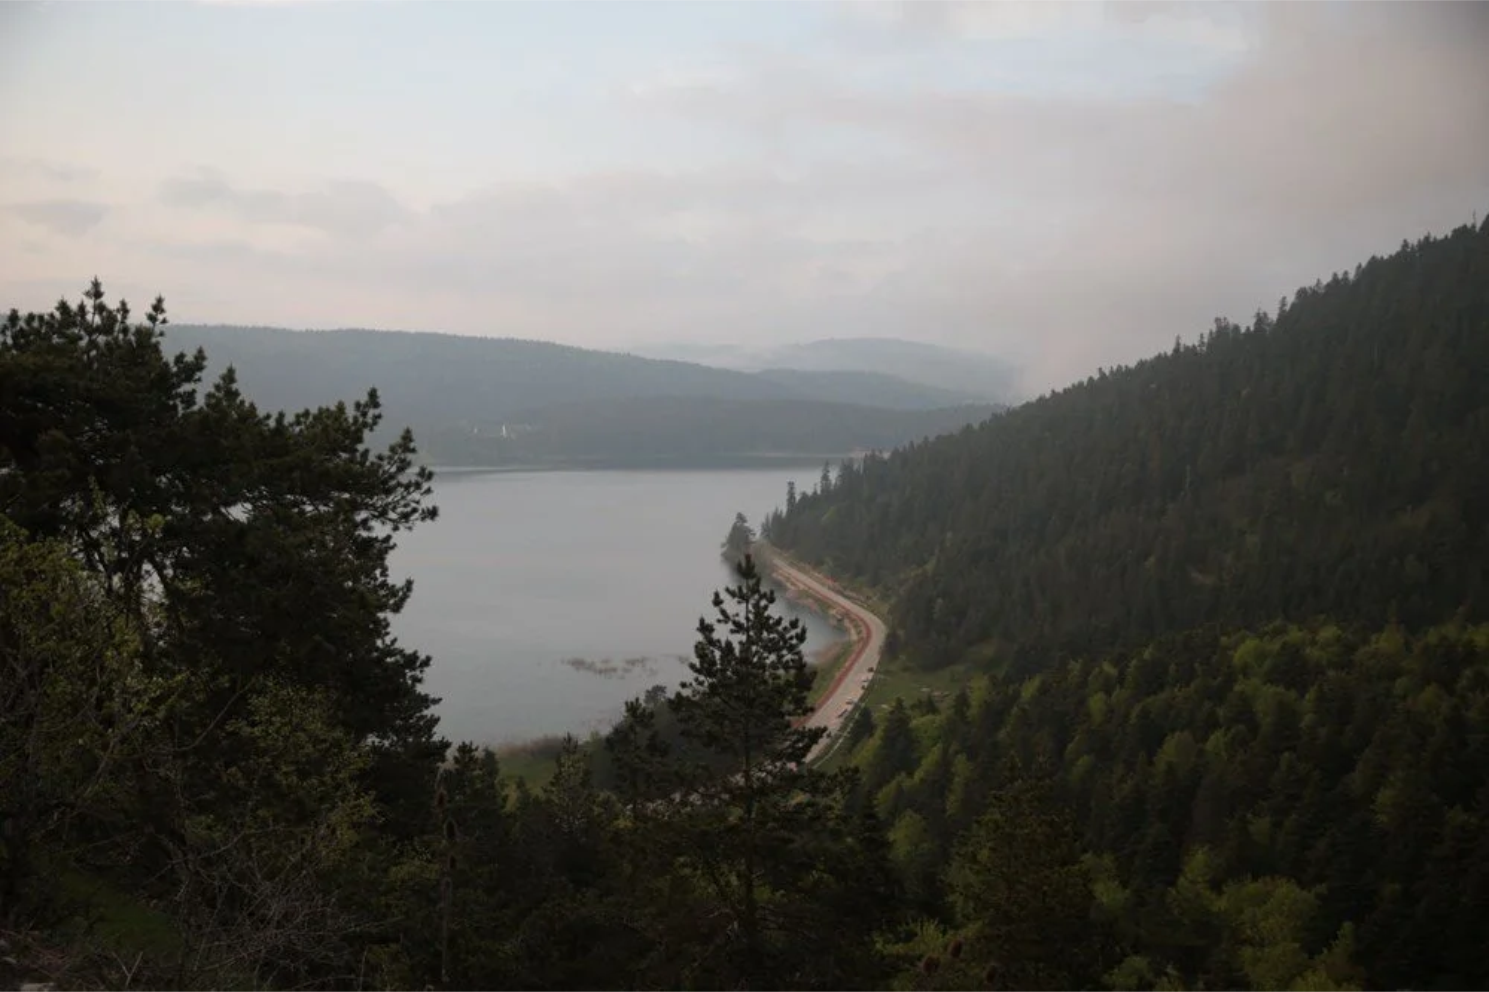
[2,1,1486,393]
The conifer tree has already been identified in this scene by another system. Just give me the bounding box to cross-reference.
[647,553,897,987]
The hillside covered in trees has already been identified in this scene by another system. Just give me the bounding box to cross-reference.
[160,325,1003,468]
[826,619,1489,991]
[767,218,1489,675]
[760,217,1489,990]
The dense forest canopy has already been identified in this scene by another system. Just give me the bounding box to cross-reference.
[833,619,1489,991]
[757,216,1489,989]
[767,218,1489,675]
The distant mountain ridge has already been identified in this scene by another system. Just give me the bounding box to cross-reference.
[162,325,795,426]
[160,324,1002,467]
[751,368,983,409]
[626,336,1020,402]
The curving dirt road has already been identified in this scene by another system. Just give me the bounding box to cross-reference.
[764,549,888,764]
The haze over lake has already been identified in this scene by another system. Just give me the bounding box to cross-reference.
[390,467,844,746]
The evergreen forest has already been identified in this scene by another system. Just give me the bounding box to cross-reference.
[763,217,1489,989]
[3,215,1487,990]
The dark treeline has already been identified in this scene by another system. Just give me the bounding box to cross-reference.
[767,218,1489,675]
[416,394,998,468]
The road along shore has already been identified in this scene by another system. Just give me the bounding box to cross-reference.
[754,545,888,764]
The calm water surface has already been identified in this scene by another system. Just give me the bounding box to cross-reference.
[390,468,842,746]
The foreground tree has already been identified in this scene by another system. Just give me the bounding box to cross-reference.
[0,519,160,920]
[1,282,443,825]
[1,282,445,986]
[609,554,901,988]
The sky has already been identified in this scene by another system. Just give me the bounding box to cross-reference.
[2,0,1486,394]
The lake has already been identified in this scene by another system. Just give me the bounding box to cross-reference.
[389,466,844,746]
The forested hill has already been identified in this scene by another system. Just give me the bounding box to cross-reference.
[766,218,1489,672]
[625,336,1020,402]
[770,218,1489,990]
[158,325,999,466]
[160,325,801,425]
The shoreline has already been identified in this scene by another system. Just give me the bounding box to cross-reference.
[470,545,886,780]
[423,454,860,476]
[750,542,890,763]
[724,547,856,702]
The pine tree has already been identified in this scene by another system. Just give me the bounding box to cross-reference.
[658,553,897,987]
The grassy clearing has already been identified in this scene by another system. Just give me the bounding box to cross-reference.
[860,656,973,714]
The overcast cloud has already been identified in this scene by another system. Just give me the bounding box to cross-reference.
[1,1,1485,393]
